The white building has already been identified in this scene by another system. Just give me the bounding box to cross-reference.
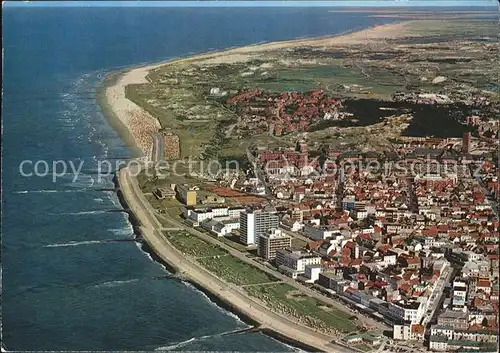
[387,299,426,324]
[276,248,321,279]
[228,206,245,219]
[189,209,217,223]
[281,219,303,232]
[202,219,240,237]
[393,324,425,341]
[240,209,279,245]
[452,279,467,310]
[430,325,454,340]
[354,208,368,220]
[429,336,449,351]
[304,265,322,283]
[187,206,244,223]
[257,229,291,260]
[383,253,397,266]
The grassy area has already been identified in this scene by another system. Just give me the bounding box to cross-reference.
[196,256,279,286]
[356,344,374,352]
[246,283,358,333]
[145,194,175,208]
[218,234,249,252]
[157,215,177,228]
[291,238,307,249]
[164,230,227,258]
[137,170,192,194]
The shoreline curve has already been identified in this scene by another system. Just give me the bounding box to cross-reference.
[97,20,414,156]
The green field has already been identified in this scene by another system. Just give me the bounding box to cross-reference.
[356,344,375,352]
[196,256,279,286]
[217,235,249,252]
[246,283,358,333]
[291,238,307,249]
[164,231,227,258]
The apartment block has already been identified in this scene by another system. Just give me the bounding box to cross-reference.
[240,209,279,245]
[257,229,292,260]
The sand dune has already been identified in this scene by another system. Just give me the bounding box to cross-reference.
[103,21,414,156]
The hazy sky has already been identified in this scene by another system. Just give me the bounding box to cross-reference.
[4,1,499,8]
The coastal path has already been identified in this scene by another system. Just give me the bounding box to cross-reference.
[119,165,357,353]
[160,203,388,332]
[241,281,285,288]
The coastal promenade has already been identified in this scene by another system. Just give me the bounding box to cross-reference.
[157,201,386,332]
[118,165,354,353]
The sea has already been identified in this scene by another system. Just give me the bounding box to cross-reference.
[1,5,491,351]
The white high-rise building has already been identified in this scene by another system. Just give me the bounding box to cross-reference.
[452,279,467,310]
[240,209,279,245]
[257,229,292,259]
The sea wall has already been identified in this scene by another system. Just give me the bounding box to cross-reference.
[114,167,324,352]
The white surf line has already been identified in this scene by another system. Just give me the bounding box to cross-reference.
[154,327,253,351]
[43,240,105,248]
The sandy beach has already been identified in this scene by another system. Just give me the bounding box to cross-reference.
[103,64,163,158]
[101,20,416,157]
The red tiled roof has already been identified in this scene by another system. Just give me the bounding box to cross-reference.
[407,257,420,264]
[344,241,355,249]
[399,283,410,293]
[307,240,324,251]
[350,259,362,267]
[477,280,491,288]
[410,278,420,286]
[411,324,425,334]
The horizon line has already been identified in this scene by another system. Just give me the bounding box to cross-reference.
[4,1,500,8]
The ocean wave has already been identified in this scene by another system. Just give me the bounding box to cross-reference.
[182,281,245,324]
[134,241,245,325]
[155,337,196,351]
[65,176,95,189]
[44,240,104,248]
[49,209,126,216]
[134,242,178,276]
[106,190,124,208]
[281,342,310,353]
[154,328,249,351]
[13,189,88,194]
[108,225,134,237]
[92,278,139,288]
[135,242,155,263]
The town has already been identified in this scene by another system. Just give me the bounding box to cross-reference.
[142,118,499,352]
[124,19,499,353]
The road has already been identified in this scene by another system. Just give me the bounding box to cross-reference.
[118,165,358,353]
[157,187,388,332]
[422,264,454,330]
[162,208,387,330]
[151,132,164,162]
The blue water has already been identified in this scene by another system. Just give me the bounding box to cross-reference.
[2,6,401,351]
